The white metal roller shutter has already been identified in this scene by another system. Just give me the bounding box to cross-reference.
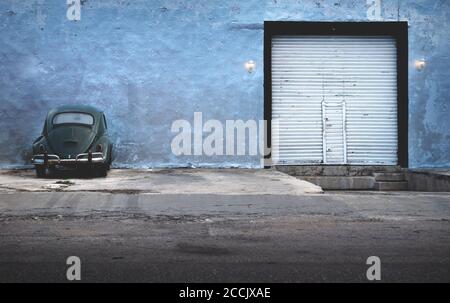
[271,35,398,165]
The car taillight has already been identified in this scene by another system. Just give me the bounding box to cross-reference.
[96,144,103,152]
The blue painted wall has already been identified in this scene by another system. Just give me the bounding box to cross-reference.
[0,0,449,168]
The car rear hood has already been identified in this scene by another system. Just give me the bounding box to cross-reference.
[47,125,96,158]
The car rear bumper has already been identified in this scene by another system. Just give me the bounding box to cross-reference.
[32,152,105,165]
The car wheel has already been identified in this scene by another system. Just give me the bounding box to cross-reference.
[107,147,113,170]
[35,166,46,178]
[95,165,108,178]
[106,156,111,170]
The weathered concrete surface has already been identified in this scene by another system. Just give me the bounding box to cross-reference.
[276,165,404,177]
[282,166,411,191]
[0,0,449,169]
[408,169,450,192]
[0,169,323,195]
[297,176,375,191]
[374,181,409,191]
[0,192,449,282]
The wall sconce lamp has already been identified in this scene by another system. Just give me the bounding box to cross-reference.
[414,59,426,71]
[245,60,256,73]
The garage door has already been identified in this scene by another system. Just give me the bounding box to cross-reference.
[271,35,398,165]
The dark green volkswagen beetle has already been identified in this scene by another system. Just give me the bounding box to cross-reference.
[32,105,113,178]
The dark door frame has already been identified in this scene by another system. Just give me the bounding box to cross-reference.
[264,21,409,168]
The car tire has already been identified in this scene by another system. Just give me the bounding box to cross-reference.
[95,165,108,178]
[107,147,113,170]
[35,166,46,178]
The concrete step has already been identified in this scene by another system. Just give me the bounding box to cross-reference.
[276,165,403,177]
[298,176,374,190]
[373,172,406,182]
[374,181,409,191]
[408,170,450,192]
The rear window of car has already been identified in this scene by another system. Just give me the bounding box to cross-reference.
[53,112,94,126]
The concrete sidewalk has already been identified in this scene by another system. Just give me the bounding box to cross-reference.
[0,169,323,195]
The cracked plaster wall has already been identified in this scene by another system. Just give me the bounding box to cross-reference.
[0,0,448,168]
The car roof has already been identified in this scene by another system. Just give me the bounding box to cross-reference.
[50,105,104,116]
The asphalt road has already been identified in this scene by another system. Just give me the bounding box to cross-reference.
[0,192,449,282]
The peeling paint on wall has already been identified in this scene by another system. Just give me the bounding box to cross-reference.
[0,0,449,168]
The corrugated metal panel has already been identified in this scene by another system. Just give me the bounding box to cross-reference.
[271,36,398,165]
